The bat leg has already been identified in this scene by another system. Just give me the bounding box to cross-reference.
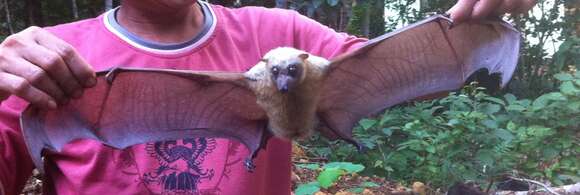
[343,137,367,153]
[244,124,272,172]
[317,115,368,152]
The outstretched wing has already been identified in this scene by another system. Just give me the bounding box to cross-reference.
[20,67,267,173]
[317,15,520,146]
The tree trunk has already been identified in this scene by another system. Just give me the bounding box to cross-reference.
[71,0,79,19]
[420,0,431,12]
[564,0,579,36]
[361,3,370,37]
[25,0,44,26]
[3,0,13,34]
[105,0,113,11]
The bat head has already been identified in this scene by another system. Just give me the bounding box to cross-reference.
[261,48,309,93]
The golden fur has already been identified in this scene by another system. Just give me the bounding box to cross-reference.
[245,47,329,139]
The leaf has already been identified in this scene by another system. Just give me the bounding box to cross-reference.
[425,145,436,153]
[362,181,380,188]
[326,0,339,6]
[480,104,501,114]
[554,73,573,81]
[482,119,498,129]
[532,94,550,110]
[317,167,345,188]
[542,147,559,159]
[506,104,526,112]
[484,96,505,106]
[359,119,377,130]
[558,174,580,182]
[324,162,365,173]
[504,94,517,104]
[296,163,320,170]
[560,81,578,95]
[295,182,320,195]
[447,119,460,126]
[382,127,393,136]
[494,129,514,142]
[507,121,517,131]
[346,187,365,194]
[476,150,495,166]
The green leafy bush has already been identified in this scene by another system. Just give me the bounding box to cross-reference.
[303,72,579,189]
[294,162,369,195]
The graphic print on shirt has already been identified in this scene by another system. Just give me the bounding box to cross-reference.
[141,138,217,193]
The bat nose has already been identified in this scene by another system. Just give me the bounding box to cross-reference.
[279,85,289,93]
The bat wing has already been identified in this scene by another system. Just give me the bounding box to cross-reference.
[317,15,520,147]
[20,67,267,173]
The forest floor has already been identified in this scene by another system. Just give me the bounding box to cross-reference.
[290,144,435,195]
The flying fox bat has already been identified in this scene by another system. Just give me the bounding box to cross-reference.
[20,15,520,174]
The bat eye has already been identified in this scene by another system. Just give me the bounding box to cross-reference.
[288,65,298,76]
[271,67,279,75]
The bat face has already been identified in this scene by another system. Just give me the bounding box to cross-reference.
[269,56,305,93]
[258,50,310,93]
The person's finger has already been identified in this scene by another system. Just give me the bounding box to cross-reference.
[34,30,96,88]
[447,0,479,24]
[0,58,67,103]
[17,43,83,99]
[516,0,536,13]
[496,0,537,14]
[472,0,502,20]
[0,72,57,109]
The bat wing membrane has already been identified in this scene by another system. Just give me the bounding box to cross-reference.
[318,15,520,143]
[20,68,266,173]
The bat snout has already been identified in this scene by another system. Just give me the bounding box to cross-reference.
[279,86,289,93]
[276,75,294,93]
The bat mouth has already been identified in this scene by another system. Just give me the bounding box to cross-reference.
[278,85,289,93]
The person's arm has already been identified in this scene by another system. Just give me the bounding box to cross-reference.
[290,11,368,59]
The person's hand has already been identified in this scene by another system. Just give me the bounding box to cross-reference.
[0,26,96,109]
[448,0,537,23]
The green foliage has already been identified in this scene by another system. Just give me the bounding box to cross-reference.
[294,162,368,194]
[303,73,580,189]
[295,182,320,195]
[345,0,386,38]
[506,0,573,98]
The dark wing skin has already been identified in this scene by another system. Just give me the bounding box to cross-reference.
[20,67,267,173]
[317,15,520,147]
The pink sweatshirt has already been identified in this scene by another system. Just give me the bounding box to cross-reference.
[0,2,365,194]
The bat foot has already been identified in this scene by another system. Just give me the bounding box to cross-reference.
[244,158,256,172]
[344,138,368,153]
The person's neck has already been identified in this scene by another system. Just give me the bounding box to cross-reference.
[117,2,204,44]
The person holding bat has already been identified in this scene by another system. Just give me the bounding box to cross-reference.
[0,0,535,194]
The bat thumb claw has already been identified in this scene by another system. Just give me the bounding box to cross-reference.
[244,158,256,172]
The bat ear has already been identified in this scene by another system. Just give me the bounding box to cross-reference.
[298,53,309,60]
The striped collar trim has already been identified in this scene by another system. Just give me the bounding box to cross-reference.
[103,1,216,55]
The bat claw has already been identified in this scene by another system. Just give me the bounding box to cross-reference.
[344,138,368,153]
[105,67,122,84]
[244,158,256,172]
